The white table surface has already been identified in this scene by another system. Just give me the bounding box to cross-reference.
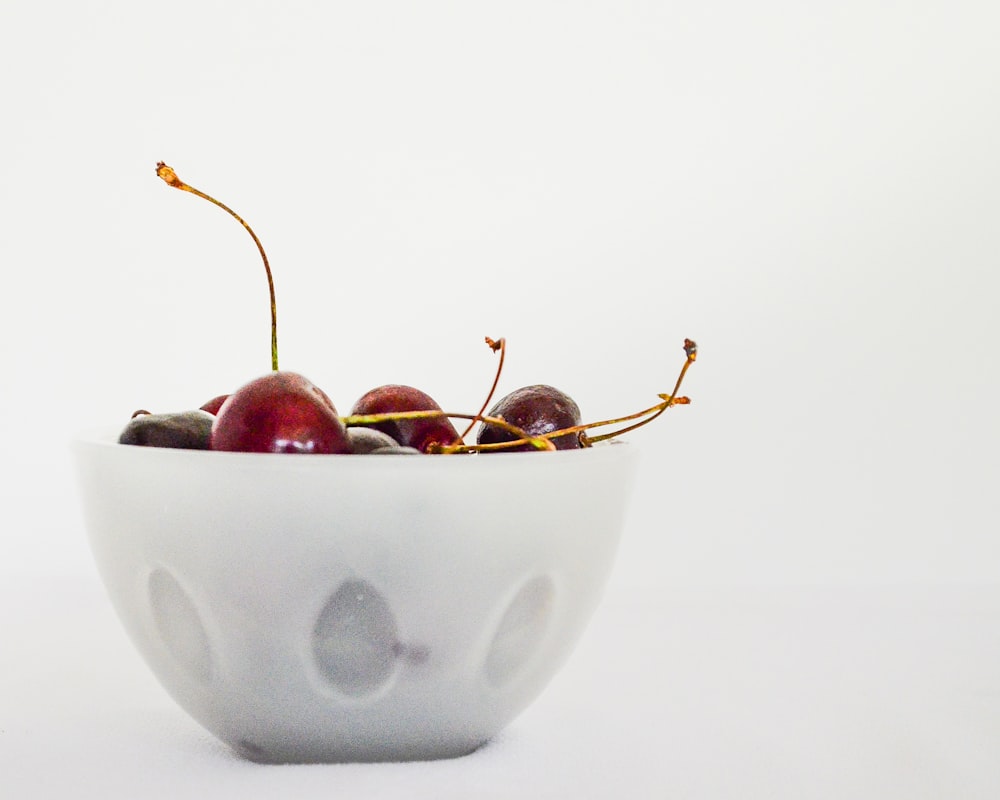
[3,571,998,799]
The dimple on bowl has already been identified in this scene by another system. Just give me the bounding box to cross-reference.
[72,429,638,763]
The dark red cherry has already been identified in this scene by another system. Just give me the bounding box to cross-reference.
[200,394,230,415]
[370,445,421,455]
[349,385,462,453]
[211,372,352,454]
[119,410,214,450]
[477,384,583,451]
[346,426,400,454]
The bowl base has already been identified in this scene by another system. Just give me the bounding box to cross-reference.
[229,736,490,764]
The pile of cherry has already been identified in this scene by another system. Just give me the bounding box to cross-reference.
[122,375,595,454]
[120,163,695,455]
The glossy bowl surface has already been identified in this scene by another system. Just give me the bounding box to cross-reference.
[73,429,638,763]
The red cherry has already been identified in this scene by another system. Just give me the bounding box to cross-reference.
[349,385,462,453]
[200,394,230,415]
[211,372,352,454]
[477,384,583,451]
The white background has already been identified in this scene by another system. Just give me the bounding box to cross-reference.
[1,1,999,797]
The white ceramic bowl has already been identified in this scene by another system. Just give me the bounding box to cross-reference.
[73,429,638,763]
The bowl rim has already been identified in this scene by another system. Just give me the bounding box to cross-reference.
[71,426,638,465]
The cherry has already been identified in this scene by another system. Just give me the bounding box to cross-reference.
[370,445,422,455]
[346,427,400,454]
[200,394,230,415]
[348,385,463,453]
[211,372,353,454]
[476,385,583,452]
[119,410,214,450]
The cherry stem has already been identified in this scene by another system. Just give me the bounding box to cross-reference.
[351,339,698,453]
[156,162,279,372]
[457,336,506,442]
[341,335,694,454]
[463,338,698,451]
[583,337,697,444]
[342,409,555,452]
[581,395,688,444]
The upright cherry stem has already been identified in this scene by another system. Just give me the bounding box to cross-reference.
[156,162,279,372]
[457,336,506,442]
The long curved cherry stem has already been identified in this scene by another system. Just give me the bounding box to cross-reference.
[341,335,693,454]
[457,336,506,442]
[342,409,555,452]
[581,395,685,444]
[156,162,279,372]
[461,338,698,451]
[449,397,684,452]
[584,338,697,444]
